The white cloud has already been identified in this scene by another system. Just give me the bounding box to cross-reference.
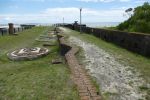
[11,0,46,2]
[4,17,13,21]
[43,7,127,22]
[0,7,127,24]
[120,0,130,2]
[77,0,130,2]
[134,0,149,4]
[11,0,65,2]
[77,0,114,2]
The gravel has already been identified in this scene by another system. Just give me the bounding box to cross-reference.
[60,27,147,100]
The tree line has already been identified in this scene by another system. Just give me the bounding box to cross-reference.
[117,2,150,34]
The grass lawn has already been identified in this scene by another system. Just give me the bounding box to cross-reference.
[0,27,79,100]
[97,26,117,30]
[64,28,150,99]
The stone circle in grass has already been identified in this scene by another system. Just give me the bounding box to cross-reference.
[7,47,49,61]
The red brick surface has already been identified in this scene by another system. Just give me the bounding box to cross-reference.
[59,35,102,100]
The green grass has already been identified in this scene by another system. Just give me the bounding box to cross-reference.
[97,26,117,30]
[64,28,150,99]
[103,92,119,100]
[0,27,79,100]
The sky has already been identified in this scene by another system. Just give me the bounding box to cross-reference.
[0,0,149,24]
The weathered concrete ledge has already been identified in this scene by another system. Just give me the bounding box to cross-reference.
[57,33,102,100]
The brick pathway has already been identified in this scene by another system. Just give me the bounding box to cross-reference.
[59,35,102,100]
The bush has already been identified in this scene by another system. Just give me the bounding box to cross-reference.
[117,2,150,34]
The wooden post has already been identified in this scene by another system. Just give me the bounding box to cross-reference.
[8,23,14,35]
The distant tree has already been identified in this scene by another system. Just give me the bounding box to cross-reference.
[125,8,133,17]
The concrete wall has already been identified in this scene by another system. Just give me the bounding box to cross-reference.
[0,28,8,36]
[0,24,35,36]
[0,27,25,36]
[64,25,150,57]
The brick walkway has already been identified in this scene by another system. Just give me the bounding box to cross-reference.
[59,35,102,100]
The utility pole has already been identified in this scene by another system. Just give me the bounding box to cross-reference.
[80,8,82,34]
[63,17,64,27]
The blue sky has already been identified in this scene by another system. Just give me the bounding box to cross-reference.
[0,0,149,24]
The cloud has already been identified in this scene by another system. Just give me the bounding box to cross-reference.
[120,0,130,2]
[0,7,127,24]
[77,0,130,2]
[43,7,127,22]
[134,0,149,4]
[0,14,51,23]
[77,0,114,2]
[11,0,46,2]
